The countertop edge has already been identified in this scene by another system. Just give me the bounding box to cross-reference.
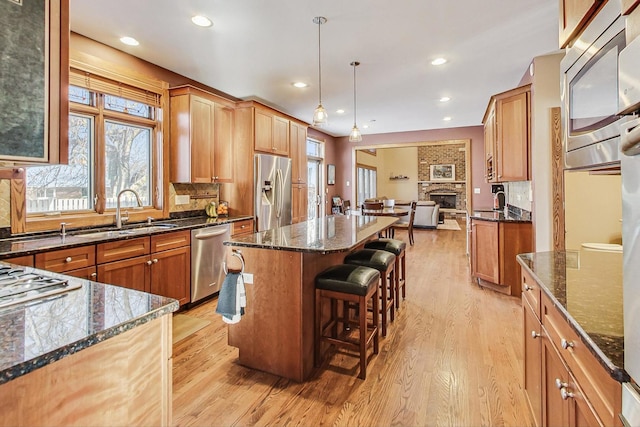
[0,300,178,386]
[516,253,629,383]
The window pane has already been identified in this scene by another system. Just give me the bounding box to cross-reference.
[104,94,152,118]
[306,139,323,157]
[26,115,93,213]
[104,120,151,208]
[69,85,93,105]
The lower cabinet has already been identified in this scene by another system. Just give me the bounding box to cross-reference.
[3,255,34,267]
[96,231,191,306]
[521,269,620,427]
[470,218,532,296]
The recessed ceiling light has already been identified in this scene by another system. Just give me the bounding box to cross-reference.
[336,109,345,114]
[443,116,452,121]
[120,36,139,46]
[440,96,451,102]
[191,15,213,27]
[363,124,369,129]
[292,82,308,88]
[431,58,447,66]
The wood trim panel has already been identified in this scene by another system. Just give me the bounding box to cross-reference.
[150,230,190,253]
[97,237,150,264]
[0,315,171,427]
[35,245,96,273]
[499,222,533,296]
[551,107,565,251]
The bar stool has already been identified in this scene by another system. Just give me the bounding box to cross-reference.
[364,238,406,310]
[315,264,380,380]
[344,248,396,337]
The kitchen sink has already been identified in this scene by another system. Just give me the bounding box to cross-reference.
[74,224,177,240]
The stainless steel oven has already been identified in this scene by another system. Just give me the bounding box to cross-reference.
[561,0,632,170]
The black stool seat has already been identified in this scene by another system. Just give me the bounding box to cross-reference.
[364,238,406,256]
[344,248,395,271]
[315,264,380,295]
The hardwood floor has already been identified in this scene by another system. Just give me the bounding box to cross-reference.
[172,220,534,426]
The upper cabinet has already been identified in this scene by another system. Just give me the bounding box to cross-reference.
[169,85,234,183]
[0,0,69,165]
[289,121,307,184]
[254,106,290,156]
[559,0,606,47]
[483,85,531,183]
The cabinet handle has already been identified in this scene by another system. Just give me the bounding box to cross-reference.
[146,260,153,266]
[561,338,574,350]
[65,257,72,263]
[524,284,533,291]
[531,330,540,339]
[555,378,569,389]
[90,272,97,278]
[241,224,246,229]
[152,258,158,264]
[560,388,574,400]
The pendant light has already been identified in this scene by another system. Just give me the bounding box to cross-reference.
[312,16,328,127]
[349,61,362,142]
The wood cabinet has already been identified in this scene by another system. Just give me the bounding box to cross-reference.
[483,85,531,183]
[521,270,622,427]
[35,245,96,273]
[559,0,605,48]
[96,231,191,305]
[3,255,34,267]
[0,0,68,165]
[292,184,308,224]
[254,107,290,156]
[170,85,234,183]
[290,121,307,184]
[232,219,255,236]
[470,218,532,296]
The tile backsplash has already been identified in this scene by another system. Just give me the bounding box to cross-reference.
[505,181,532,212]
[170,183,220,214]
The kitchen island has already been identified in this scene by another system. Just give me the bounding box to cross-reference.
[0,263,178,427]
[224,214,397,381]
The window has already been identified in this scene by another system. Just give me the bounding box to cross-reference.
[26,69,162,217]
[356,164,377,206]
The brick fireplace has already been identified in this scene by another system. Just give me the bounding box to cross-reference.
[417,144,467,211]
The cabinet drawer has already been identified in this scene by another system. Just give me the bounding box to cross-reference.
[521,269,541,320]
[4,255,34,267]
[541,294,621,426]
[35,246,96,273]
[97,237,150,264]
[151,230,190,252]
[232,219,254,236]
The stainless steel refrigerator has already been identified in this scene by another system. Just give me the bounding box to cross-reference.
[255,154,292,232]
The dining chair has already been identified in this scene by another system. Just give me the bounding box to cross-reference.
[391,201,417,245]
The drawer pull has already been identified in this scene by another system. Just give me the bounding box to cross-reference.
[560,388,574,400]
[146,260,153,266]
[531,330,540,339]
[65,257,72,263]
[561,338,574,350]
[152,258,158,264]
[555,378,569,389]
[524,284,533,291]
[90,272,97,278]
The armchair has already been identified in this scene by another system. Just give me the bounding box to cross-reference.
[413,201,440,229]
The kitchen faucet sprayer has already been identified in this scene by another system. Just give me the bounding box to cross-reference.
[116,189,143,228]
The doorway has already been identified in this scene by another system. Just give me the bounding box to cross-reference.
[307,159,323,220]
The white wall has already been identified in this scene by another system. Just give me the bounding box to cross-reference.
[530,52,564,251]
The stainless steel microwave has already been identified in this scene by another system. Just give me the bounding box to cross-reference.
[561,0,632,170]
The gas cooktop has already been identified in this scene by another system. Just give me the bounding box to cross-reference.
[0,266,82,309]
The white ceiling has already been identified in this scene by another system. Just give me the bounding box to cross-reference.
[70,0,560,137]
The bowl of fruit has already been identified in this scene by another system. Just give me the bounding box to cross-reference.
[217,201,229,217]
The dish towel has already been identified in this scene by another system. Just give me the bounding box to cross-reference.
[215,272,246,324]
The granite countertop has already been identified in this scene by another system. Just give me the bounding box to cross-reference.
[470,205,532,223]
[226,214,397,253]
[0,215,252,260]
[517,250,628,382]
[0,264,178,385]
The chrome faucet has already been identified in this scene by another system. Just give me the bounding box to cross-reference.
[116,189,143,228]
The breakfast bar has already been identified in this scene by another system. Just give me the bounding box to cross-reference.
[224,214,397,381]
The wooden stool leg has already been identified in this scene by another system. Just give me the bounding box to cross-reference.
[388,266,395,322]
[372,287,379,355]
[379,276,388,337]
[315,289,322,367]
[359,294,367,379]
[401,252,406,300]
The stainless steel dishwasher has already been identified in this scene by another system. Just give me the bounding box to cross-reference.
[191,224,231,303]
